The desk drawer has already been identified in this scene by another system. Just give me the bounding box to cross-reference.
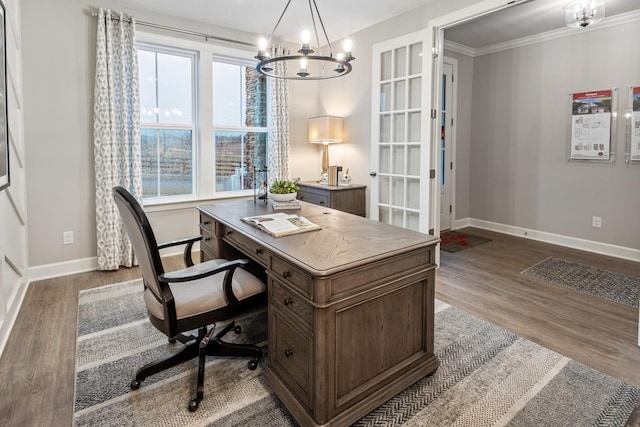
[199,221,218,261]
[270,279,313,329]
[271,311,312,408]
[297,190,329,207]
[271,256,312,298]
[222,225,270,267]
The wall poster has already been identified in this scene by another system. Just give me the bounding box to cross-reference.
[569,89,613,160]
[632,86,640,161]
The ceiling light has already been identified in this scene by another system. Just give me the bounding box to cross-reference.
[255,0,355,80]
[565,1,605,28]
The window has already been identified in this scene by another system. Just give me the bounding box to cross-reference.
[138,46,196,200]
[212,60,268,193]
[136,38,268,203]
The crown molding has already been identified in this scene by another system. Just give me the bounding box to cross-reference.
[444,9,640,58]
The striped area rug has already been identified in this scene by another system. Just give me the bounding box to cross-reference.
[74,280,640,426]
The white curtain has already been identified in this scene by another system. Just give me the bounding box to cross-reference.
[267,46,291,184]
[93,9,142,270]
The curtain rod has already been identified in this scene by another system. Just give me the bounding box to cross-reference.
[90,9,255,48]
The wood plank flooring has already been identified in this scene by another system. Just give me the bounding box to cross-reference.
[0,228,639,426]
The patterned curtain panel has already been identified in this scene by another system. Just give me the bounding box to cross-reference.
[267,46,291,185]
[93,9,142,270]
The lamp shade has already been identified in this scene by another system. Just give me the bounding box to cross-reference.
[308,116,343,144]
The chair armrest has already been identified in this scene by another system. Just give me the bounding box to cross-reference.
[159,259,249,283]
[157,235,202,267]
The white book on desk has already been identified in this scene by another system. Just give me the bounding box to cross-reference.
[241,212,320,237]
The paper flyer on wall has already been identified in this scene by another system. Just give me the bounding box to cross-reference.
[632,86,640,160]
[570,90,612,160]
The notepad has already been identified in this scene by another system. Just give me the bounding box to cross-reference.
[241,213,321,237]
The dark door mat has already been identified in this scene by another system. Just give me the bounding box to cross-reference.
[441,231,492,253]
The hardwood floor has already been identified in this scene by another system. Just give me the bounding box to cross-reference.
[0,229,638,426]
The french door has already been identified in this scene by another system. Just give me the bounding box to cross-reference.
[370,29,434,233]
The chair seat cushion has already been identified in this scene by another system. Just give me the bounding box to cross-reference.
[144,259,265,321]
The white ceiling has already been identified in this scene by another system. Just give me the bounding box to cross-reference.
[116,0,640,50]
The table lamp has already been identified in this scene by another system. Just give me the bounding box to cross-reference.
[308,116,343,177]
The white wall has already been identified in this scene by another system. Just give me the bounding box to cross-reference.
[0,0,28,354]
[21,0,320,276]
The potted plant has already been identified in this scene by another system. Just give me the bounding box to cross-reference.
[269,178,300,202]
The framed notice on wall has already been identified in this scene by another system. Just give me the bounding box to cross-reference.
[631,86,640,161]
[569,89,614,160]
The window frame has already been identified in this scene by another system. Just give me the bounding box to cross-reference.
[137,42,199,203]
[212,55,269,194]
[136,31,264,210]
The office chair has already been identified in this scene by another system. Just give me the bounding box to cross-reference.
[112,186,266,412]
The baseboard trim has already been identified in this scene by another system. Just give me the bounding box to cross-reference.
[0,279,29,359]
[28,257,99,282]
[452,218,640,262]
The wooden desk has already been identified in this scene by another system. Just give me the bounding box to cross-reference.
[198,200,439,426]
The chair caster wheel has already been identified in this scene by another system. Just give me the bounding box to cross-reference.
[130,380,141,390]
[188,398,200,412]
[248,359,258,370]
[233,325,242,334]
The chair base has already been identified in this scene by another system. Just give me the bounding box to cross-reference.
[130,320,261,411]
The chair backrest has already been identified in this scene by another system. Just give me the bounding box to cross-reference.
[112,186,166,304]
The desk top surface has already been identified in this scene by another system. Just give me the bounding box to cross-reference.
[199,200,439,276]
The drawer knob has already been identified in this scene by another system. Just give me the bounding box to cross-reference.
[283,297,293,306]
[205,237,211,242]
[319,201,325,205]
[225,230,233,236]
[284,349,294,358]
[282,271,291,279]
[203,220,211,225]
[255,248,262,255]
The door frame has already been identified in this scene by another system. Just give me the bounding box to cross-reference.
[439,56,457,232]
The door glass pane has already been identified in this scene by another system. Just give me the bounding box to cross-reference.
[407,145,420,176]
[392,145,405,174]
[406,211,419,231]
[392,208,404,227]
[409,77,421,109]
[392,177,404,206]
[408,112,421,142]
[379,145,391,173]
[379,206,390,224]
[393,113,405,142]
[379,175,390,204]
[380,83,391,112]
[394,47,406,78]
[407,178,420,209]
[393,81,406,110]
[409,43,422,75]
[380,114,391,142]
[381,50,392,81]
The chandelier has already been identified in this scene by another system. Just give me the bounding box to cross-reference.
[565,1,606,28]
[255,0,355,80]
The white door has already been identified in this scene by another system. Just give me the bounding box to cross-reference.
[370,29,433,233]
[439,60,455,230]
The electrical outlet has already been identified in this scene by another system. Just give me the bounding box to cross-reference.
[63,231,74,245]
[592,216,602,228]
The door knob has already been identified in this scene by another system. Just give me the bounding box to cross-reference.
[369,171,377,177]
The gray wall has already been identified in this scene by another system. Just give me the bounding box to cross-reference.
[467,21,640,248]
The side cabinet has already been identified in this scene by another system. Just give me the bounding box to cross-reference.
[297,182,366,216]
